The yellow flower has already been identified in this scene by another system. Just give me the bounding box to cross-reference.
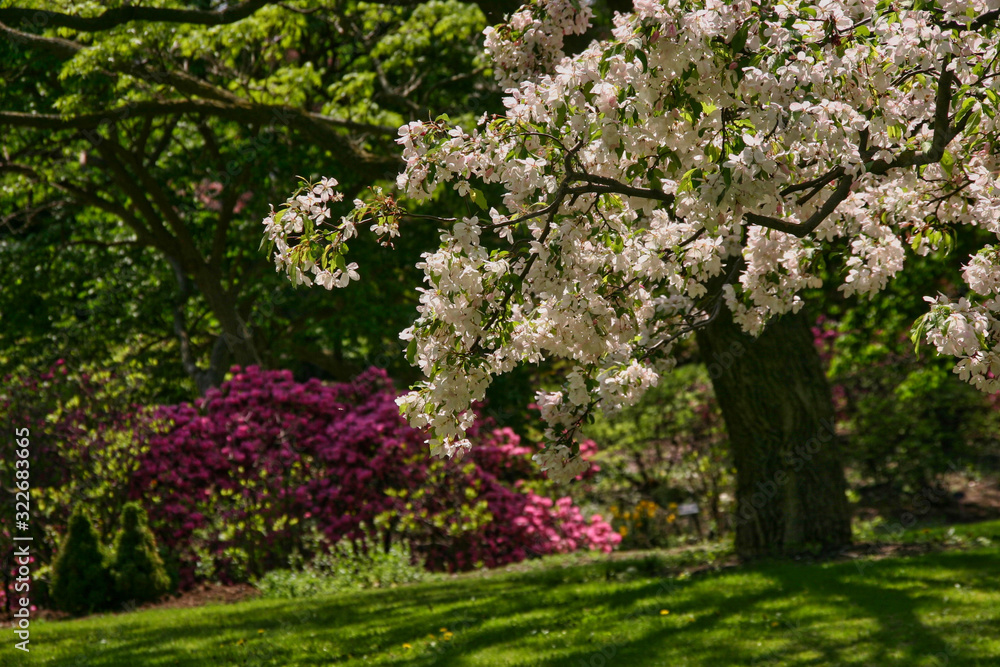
[443,632,454,641]
[440,627,448,632]
[667,513,676,523]
[257,629,264,634]
[669,502,678,510]
[660,609,670,615]
[403,643,413,650]
[618,526,628,537]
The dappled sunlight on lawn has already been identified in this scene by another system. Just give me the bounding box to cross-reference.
[31,543,1000,666]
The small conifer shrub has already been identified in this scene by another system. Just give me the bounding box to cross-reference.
[111,502,172,605]
[50,508,113,615]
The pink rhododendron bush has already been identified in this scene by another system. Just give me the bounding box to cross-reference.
[132,366,618,586]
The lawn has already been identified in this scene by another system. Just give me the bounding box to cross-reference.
[22,522,1000,667]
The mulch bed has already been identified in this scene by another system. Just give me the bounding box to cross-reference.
[34,582,260,621]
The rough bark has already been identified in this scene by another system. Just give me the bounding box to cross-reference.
[696,305,851,557]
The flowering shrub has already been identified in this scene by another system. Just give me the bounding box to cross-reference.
[609,500,681,549]
[264,0,1000,482]
[133,366,619,586]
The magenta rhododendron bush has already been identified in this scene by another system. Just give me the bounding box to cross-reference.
[133,366,618,586]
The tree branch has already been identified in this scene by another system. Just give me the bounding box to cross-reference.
[0,1,277,32]
[104,139,202,261]
[567,171,676,204]
[748,60,962,238]
[937,8,1000,32]
[0,101,396,136]
[0,23,399,178]
[169,257,225,394]
[744,175,854,237]
[0,160,157,245]
[89,140,183,258]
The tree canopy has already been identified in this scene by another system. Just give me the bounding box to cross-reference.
[266,0,1000,481]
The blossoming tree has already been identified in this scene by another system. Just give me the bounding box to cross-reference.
[264,0,1000,555]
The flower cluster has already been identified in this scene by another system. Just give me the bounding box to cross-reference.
[532,444,590,484]
[609,500,686,547]
[261,177,359,289]
[915,295,999,392]
[483,0,593,90]
[265,0,1000,473]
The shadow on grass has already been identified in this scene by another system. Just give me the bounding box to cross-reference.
[33,549,999,666]
[553,550,997,667]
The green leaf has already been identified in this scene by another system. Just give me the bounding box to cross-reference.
[910,314,927,357]
[471,188,488,211]
[964,110,982,134]
[955,97,977,123]
[635,49,648,73]
[940,150,955,178]
[689,98,704,124]
[555,103,567,128]
[677,168,701,194]
[730,24,750,54]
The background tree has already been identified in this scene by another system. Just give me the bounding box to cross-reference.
[815,228,1000,505]
[0,0,497,396]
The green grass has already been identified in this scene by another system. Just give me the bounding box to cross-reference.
[21,524,1000,666]
[898,519,1000,545]
[853,515,1000,547]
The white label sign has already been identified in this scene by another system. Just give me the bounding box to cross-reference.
[677,502,699,516]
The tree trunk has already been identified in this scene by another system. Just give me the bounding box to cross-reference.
[695,305,851,557]
[194,268,261,371]
[170,258,261,393]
